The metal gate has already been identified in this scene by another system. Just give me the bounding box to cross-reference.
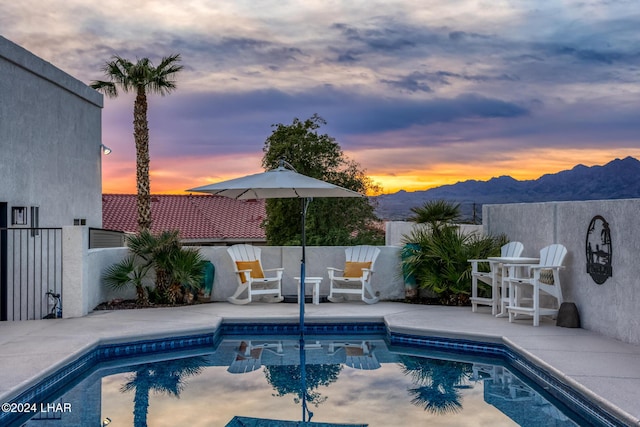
[0,228,63,321]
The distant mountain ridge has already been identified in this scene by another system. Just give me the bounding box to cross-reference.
[374,156,640,221]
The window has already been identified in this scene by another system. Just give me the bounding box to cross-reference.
[11,206,27,225]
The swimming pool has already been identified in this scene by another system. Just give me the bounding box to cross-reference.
[1,323,625,426]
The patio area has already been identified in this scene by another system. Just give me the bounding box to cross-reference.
[0,301,638,425]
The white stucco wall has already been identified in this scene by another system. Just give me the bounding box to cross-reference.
[198,245,404,303]
[484,199,640,345]
[84,245,405,314]
[87,247,134,310]
[0,36,103,228]
[385,221,483,246]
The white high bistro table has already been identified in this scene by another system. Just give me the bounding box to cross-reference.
[487,257,539,317]
[294,276,322,305]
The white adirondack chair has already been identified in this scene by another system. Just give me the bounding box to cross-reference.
[468,241,524,315]
[505,244,568,326]
[327,245,380,304]
[328,341,380,370]
[227,340,284,374]
[226,244,284,305]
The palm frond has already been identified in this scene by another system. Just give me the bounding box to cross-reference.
[89,80,118,97]
[170,248,207,292]
[102,256,141,289]
[409,200,462,225]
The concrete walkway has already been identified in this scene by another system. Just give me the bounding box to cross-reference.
[0,302,639,425]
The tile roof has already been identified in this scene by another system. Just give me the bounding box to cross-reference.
[102,194,266,242]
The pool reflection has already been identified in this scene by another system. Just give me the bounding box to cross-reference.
[17,335,580,427]
[119,356,207,427]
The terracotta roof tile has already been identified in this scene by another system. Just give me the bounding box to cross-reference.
[102,194,266,242]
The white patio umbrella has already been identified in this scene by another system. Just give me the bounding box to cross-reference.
[187,160,364,331]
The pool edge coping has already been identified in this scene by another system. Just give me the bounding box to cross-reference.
[386,322,640,427]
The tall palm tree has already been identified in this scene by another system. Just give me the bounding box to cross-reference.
[91,54,183,231]
[121,356,206,427]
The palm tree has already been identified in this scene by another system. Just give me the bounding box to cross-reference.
[409,200,462,231]
[101,230,206,305]
[102,254,151,305]
[91,54,183,231]
[401,200,505,304]
[127,229,181,298]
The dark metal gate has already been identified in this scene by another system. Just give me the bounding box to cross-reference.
[0,228,63,321]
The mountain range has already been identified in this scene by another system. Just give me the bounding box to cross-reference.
[374,156,640,221]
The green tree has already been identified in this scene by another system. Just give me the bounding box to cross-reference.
[265,363,342,407]
[91,54,183,231]
[261,114,383,246]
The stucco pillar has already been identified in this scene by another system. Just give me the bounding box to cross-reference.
[62,226,89,318]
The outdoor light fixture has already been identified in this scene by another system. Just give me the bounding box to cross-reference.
[101,144,112,155]
[102,417,112,426]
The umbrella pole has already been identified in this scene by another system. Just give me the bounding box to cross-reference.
[299,197,311,335]
[299,334,310,422]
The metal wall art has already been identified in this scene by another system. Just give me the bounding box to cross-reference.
[585,215,612,284]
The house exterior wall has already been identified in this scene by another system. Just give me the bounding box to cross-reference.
[0,36,103,228]
[484,199,640,345]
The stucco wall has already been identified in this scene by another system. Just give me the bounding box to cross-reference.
[85,245,404,313]
[385,221,483,246]
[87,246,134,310]
[484,199,640,345]
[0,36,103,228]
[199,245,404,303]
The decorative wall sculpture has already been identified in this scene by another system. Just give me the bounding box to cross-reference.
[585,215,612,285]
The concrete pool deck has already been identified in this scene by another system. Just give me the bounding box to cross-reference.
[0,301,638,425]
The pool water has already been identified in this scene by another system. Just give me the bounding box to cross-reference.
[16,334,585,427]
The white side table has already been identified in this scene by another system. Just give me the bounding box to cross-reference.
[488,257,540,317]
[294,277,322,305]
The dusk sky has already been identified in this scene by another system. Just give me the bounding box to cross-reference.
[3,1,640,195]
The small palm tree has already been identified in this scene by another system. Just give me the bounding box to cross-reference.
[409,200,462,231]
[401,200,505,304]
[127,230,181,299]
[91,54,183,231]
[102,255,151,305]
[101,230,207,305]
[400,355,473,415]
[167,248,207,304]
